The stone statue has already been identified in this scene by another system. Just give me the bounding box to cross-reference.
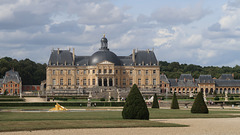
[225,90,228,101]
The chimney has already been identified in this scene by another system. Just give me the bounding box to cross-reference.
[132,49,135,63]
[193,78,195,83]
[175,78,178,82]
[72,48,75,65]
[57,48,60,54]
[184,78,186,82]
[232,73,234,78]
[147,49,150,53]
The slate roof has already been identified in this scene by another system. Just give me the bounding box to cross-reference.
[215,79,240,87]
[179,74,193,80]
[169,79,178,87]
[49,50,73,66]
[134,50,158,66]
[160,74,169,83]
[198,75,214,83]
[168,78,197,87]
[219,74,234,80]
[75,56,90,66]
[2,70,21,84]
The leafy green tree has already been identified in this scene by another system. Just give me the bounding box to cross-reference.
[122,84,149,120]
[152,93,159,108]
[191,92,209,113]
[0,57,46,85]
[171,92,179,109]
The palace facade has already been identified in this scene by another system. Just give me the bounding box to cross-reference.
[46,35,160,92]
[160,74,240,95]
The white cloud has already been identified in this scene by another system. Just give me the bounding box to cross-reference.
[151,4,211,25]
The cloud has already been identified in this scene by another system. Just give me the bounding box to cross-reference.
[151,4,211,25]
[0,0,240,68]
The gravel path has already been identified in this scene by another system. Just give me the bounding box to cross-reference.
[1,118,240,135]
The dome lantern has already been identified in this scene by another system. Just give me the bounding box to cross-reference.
[100,34,109,50]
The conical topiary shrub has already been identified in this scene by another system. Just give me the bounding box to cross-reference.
[122,84,149,120]
[152,93,159,108]
[171,92,179,109]
[191,92,209,113]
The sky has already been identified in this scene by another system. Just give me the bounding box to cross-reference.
[0,0,240,67]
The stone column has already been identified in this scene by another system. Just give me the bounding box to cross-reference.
[102,78,104,86]
[113,77,115,87]
[107,78,109,86]
[96,77,98,86]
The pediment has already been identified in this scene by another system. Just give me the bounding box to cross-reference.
[98,60,114,65]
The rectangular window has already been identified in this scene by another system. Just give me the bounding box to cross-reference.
[146,70,148,75]
[68,79,71,85]
[15,84,17,87]
[116,70,118,74]
[88,79,90,85]
[53,70,55,75]
[129,79,133,86]
[84,70,87,74]
[153,79,156,85]
[76,79,79,85]
[83,79,86,86]
[99,69,101,73]
[153,70,156,74]
[92,79,95,85]
[92,70,95,74]
[123,70,126,74]
[145,79,148,85]
[130,70,132,74]
[138,79,141,85]
[52,79,56,85]
[60,70,63,75]
[138,70,141,75]
[68,70,71,75]
[109,69,112,73]
[123,79,126,85]
[104,69,107,74]
[77,70,80,74]
[60,79,63,85]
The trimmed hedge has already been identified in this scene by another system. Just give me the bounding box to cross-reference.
[0,98,25,102]
[122,84,149,120]
[171,92,179,109]
[191,92,208,114]
[0,96,20,98]
[0,101,125,107]
[152,93,159,108]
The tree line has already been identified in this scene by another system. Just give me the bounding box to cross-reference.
[159,61,240,79]
[1,57,240,85]
[0,57,46,85]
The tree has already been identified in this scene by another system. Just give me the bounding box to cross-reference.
[152,93,159,108]
[191,92,209,113]
[122,84,149,120]
[171,92,179,109]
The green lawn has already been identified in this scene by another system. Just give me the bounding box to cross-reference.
[1,107,240,132]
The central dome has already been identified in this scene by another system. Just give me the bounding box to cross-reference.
[88,35,121,66]
[88,50,121,65]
